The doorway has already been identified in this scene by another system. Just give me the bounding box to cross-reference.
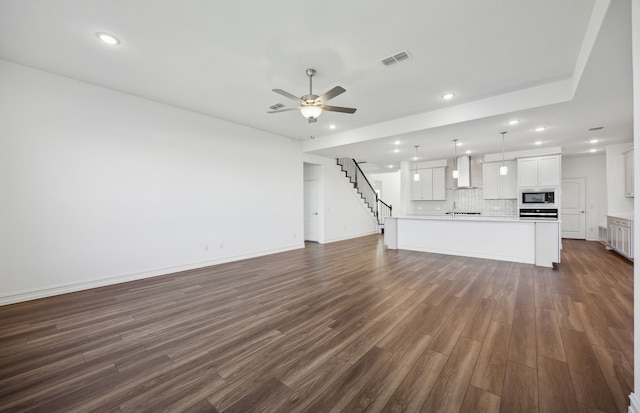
[561,177,586,239]
[304,163,322,242]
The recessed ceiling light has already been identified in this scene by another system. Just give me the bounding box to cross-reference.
[388,164,394,168]
[442,92,455,100]
[394,140,401,145]
[96,32,120,45]
[507,120,520,126]
[535,127,546,132]
[590,148,598,153]
[534,141,543,145]
[394,149,400,153]
[329,124,336,130]
[413,156,419,161]
[590,139,599,144]
[465,150,471,154]
[456,142,463,146]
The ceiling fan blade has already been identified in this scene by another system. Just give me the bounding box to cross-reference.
[267,107,300,113]
[272,89,301,102]
[318,86,346,103]
[321,105,357,114]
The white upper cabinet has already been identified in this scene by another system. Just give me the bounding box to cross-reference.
[432,167,446,200]
[410,167,446,201]
[517,155,561,187]
[483,160,517,199]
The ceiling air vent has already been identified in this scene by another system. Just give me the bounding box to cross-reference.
[381,50,411,66]
[588,126,604,131]
[269,103,285,111]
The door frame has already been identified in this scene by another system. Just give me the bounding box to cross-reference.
[561,177,586,239]
[303,163,323,243]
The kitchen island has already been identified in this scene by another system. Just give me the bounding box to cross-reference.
[384,215,560,267]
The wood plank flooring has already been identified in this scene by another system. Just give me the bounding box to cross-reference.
[0,236,633,412]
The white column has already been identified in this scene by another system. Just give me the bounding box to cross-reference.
[631,0,640,411]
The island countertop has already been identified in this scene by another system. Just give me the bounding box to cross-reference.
[384,215,560,267]
[389,215,560,223]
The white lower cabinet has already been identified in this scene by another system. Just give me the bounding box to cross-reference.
[607,216,633,260]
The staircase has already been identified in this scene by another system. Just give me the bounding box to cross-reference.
[336,157,392,231]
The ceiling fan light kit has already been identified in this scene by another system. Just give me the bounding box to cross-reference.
[300,105,322,119]
[268,68,357,123]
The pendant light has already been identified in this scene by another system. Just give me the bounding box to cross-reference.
[500,131,508,175]
[452,139,459,179]
[413,145,420,181]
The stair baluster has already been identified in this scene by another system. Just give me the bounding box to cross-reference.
[336,158,392,227]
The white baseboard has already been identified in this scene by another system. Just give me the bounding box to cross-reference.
[0,243,305,306]
[629,392,640,413]
[321,230,378,244]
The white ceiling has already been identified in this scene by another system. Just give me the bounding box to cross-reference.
[0,0,632,173]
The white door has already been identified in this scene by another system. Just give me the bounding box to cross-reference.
[561,178,586,239]
[304,179,319,241]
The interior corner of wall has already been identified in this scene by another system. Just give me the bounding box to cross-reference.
[629,392,640,413]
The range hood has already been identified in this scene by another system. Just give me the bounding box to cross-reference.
[454,155,475,189]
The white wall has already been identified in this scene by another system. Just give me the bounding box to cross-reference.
[303,154,378,243]
[369,171,401,215]
[632,0,640,407]
[606,143,634,216]
[0,59,304,305]
[561,155,608,240]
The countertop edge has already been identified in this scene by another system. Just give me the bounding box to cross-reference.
[385,215,560,223]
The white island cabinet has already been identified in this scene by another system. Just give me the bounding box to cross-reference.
[384,216,561,267]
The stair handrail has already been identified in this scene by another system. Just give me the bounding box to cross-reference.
[377,198,392,225]
[336,157,392,225]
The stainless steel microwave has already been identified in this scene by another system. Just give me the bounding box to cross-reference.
[520,188,557,206]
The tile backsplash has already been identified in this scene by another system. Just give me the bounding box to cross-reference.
[409,156,517,216]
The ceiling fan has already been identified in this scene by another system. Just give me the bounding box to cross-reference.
[268,68,357,123]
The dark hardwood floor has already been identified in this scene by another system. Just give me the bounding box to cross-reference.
[0,235,633,412]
